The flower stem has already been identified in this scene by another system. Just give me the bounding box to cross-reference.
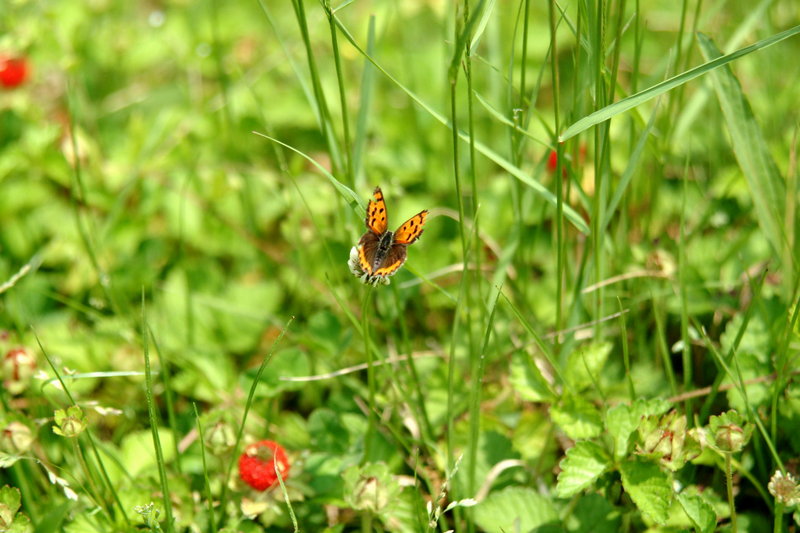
[725,452,737,533]
[773,502,783,533]
[361,286,375,464]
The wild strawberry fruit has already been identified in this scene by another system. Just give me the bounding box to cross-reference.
[0,56,29,89]
[238,440,290,491]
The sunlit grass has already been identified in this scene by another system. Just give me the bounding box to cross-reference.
[1,1,799,532]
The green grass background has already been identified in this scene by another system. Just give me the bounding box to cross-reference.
[1,0,800,531]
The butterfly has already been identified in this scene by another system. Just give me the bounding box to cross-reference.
[353,187,428,284]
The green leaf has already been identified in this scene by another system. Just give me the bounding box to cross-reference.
[569,493,622,533]
[458,431,519,497]
[0,486,31,533]
[472,487,558,532]
[619,458,673,525]
[559,24,800,141]
[469,0,497,53]
[677,492,716,533]
[606,398,672,460]
[556,441,612,498]
[7,512,31,533]
[719,314,771,410]
[120,429,176,478]
[0,485,21,514]
[304,452,348,498]
[246,347,311,397]
[308,408,350,454]
[211,279,283,352]
[697,32,787,259]
[509,351,555,402]
[342,462,401,514]
[565,342,612,390]
[0,453,22,468]
[605,404,639,460]
[551,395,603,440]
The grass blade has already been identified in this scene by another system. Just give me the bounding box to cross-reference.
[697,32,788,262]
[330,13,590,235]
[141,293,175,532]
[560,24,800,141]
[352,16,377,187]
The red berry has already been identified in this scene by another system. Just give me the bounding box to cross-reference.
[546,150,558,173]
[238,440,290,491]
[0,56,29,89]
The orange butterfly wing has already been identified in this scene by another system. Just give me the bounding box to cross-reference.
[365,187,388,235]
[372,245,408,277]
[392,210,428,244]
[357,232,380,275]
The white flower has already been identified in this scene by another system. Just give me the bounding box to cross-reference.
[347,246,392,286]
[768,470,800,507]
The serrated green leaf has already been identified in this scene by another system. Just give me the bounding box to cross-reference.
[556,441,612,498]
[635,397,673,418]
[606,404,638,460]
[619,458,673,525]
[551,395,603,440]
[472,487,558,533]
[677,492,716,533]
[0,486,31,533]
[565,342,612,391]
[7,512,32,533]
[0,485,21,512]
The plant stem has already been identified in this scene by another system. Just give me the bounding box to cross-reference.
[362,286,376,464]
[773,502,784,533]
[725,452,737,533]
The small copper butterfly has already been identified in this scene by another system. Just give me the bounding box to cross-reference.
[349,187,428,285]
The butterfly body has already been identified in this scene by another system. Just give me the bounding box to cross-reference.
[355,187,427,282]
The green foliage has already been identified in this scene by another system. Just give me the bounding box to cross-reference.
[1,0,799,531]
[555,441,611,498]
[551,394,604,440]
[472,487,558,533]
[619,458,673,525]
[677,491,717,533]
[0,486,31,533]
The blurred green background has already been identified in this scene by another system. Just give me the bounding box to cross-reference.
[2,0,800,531]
